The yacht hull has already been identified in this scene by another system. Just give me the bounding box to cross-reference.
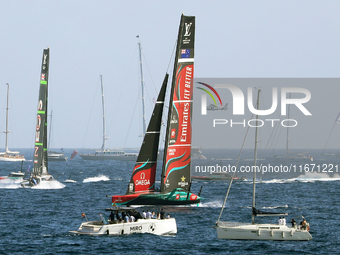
[112,190,201,206]
[0,156,25,162]
[216,223,312,241]
[79,154,137,161]
[48,155,68,161]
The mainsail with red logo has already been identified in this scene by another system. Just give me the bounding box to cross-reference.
[33,48,49,176]
[161,15,195,193]
[111,14,200,206]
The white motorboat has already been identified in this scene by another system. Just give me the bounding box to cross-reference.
[0,171,25,181]
[70,208,177,236]
[47,151,68,161]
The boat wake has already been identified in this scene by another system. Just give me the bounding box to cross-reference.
[258,173,340,183]
[0,179,21,189]
[242,204,288,209]
[196,200,223,208]
[259,179,290,184]
[31,180,66,189]
[262,204,288,209]
[294,172,340,182]
[83,175,110,183]
[64,179,77,183]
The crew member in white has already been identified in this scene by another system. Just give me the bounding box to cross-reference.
[130,215,135,222]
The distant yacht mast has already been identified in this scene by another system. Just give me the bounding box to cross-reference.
[4,83,10,153]
[138,39,147,136]
[100,75,108,151]
[0,83,25,161]
[286,93,291,156]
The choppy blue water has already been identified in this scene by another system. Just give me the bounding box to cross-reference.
[1,149,339,254]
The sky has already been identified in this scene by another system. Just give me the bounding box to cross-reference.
[0,1,340,150]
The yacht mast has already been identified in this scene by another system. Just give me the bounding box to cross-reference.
[286,93,291,156]
[252,89,261,224]
[100,75,108,151]
[4,83,9,153]
[138,41,146,136]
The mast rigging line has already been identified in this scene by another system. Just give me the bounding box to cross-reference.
[107,46,139,137]
[81,77,100,149]
[139,41,158,96]
[166,39,177,74]
[217,112,255,222]
[123,84,142,148]
[138,38,167,122]
[323,110,340,154]
[217,89,262,223]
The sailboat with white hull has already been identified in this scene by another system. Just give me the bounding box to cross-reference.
[79,75,138,161]
[215,89,312,241]
[111,14,200,206]
[47,111,68,161]
[0,83,25,162]
[0,161,25,181]
[21,48,56,188]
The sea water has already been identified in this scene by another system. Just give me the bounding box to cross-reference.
[0,148,339,254]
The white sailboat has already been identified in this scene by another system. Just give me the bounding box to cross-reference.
[47,111,68,161]
[79,75,139,161]
[80,40,154,161]
[0,83,25,162]
[215,89,312,241]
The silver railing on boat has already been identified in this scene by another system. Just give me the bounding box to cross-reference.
[216,221,250,227]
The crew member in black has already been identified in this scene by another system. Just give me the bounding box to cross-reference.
[160,208,165,219]
[290,218,296,228]
[109,211,115,221]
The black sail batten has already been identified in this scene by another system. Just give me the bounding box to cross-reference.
[126,74,169,194]
[33,48,49,176]
[161,14,195,193]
